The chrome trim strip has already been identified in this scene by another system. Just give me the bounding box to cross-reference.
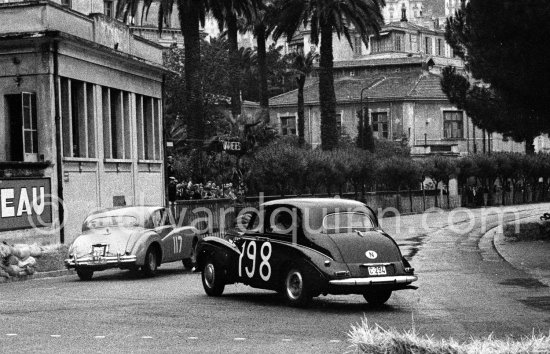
[359,263,392,267]
[329,275,417,286]
[65,255,137,267]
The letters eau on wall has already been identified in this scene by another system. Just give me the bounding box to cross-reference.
[0,178,52,232]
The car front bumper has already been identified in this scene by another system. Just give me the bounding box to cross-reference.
[65,254,137,270]
[329,275,418,286]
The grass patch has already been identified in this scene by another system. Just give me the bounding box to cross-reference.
[348,317,550,354]
[35,244,69,272]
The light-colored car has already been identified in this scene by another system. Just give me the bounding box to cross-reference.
[65,206,198,280]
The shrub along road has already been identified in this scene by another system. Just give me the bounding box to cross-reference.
[0,204,549,353]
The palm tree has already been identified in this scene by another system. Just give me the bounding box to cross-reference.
[238,0,280,124]
[116,0,207,150]
[273,0,385,150]
[288,50,318,146]
[210,0,262,123]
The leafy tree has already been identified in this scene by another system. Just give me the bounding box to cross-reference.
[273,0,385,150]
[442,0,550,152]
[421,156,458,207]
[373,138,409,159]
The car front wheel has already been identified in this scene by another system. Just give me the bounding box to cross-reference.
[283,267,311,307]
[142,247,158,277]
[76,269,93,281]
[202,259,225,296]
[363,289,392,306]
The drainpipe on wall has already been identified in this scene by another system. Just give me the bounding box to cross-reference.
[53,39,65,244]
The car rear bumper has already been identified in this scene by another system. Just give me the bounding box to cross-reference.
[329,275,417,286]
[65,255,137,270]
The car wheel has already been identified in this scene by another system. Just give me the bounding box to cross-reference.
[283,266,311,307]
[201,258,225,296]
[363,289,392,306]
[76,270,93,281]
[142,247,158,277]
[182,239,198,270]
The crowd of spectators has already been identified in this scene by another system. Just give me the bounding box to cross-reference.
[174,180,242,200]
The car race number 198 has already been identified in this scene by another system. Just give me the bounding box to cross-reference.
[238,240,272,281]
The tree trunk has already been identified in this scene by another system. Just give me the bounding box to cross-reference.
[297,76,305,146]
[178,2,204,178]
[227,13,241,122]
[525,135,535,154]
[256,24,269,124]
[319,23,337,151]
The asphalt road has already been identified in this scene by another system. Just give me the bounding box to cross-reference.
[1,204,549,353]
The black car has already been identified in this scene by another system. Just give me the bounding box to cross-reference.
[196,198,417,306]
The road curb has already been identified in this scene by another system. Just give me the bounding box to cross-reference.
[0,269,74,284]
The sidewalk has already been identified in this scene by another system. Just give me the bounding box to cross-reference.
[492,221,550,287]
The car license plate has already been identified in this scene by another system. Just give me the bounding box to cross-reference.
[368,266,387,276]
[93,246,106,257]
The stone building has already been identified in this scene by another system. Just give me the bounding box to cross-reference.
[269,12,525,155]
[0,1,167,244]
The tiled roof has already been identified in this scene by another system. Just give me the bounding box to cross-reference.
[269,72,447,107]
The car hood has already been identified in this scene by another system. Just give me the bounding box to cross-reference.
[69,228,137,258]
[327,230,402,275]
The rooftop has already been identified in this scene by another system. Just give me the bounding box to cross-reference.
[269,71,447,107]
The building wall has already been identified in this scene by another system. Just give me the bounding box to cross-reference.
[0,2,166,245]
[270,99,525,154]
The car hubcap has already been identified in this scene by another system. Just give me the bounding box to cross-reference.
[204,263,215,288]
[286,271,303,300]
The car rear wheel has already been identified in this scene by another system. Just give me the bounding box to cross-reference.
[202,259,225,296]
[142,247,158,277]
[283,267,311,307]
[363,289,392,306]
[76,269,93,281]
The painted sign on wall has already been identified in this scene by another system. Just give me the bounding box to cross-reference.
[0,178,52,231]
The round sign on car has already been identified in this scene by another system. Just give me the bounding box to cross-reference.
[365,250,378,259]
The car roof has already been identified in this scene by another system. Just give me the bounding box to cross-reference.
[85,206,162,220]
[262,198,366,210]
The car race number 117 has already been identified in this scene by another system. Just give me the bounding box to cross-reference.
[238,240,272,281]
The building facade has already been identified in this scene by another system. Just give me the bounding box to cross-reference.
[0,1,166,244]
[269,13,525,156]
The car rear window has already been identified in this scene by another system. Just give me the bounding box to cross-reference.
[322,212,375,233]
[86,215,138,229]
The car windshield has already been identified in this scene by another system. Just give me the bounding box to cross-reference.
[85,215,139,229]
[322,212,375,233]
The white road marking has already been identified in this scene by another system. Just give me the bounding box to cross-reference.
[329,339,341,343]
[94,336,105,339]
[50,335,61,338]
[187,337,198,340]
[234,337,246,341]
[141,336,153,339]
[282,338,292,342]
[6,333,17,336]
